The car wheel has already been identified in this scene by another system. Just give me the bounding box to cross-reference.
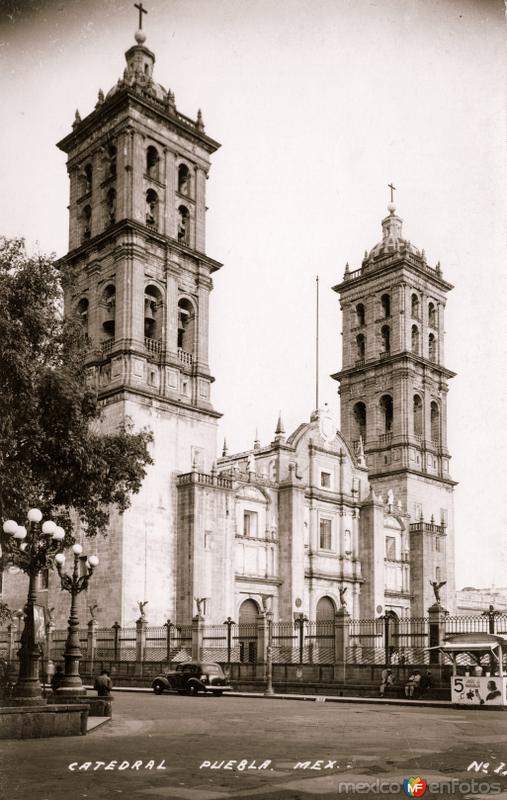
[187,684,199,696]
[153,681,165,695]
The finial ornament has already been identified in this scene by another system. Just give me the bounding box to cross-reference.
[196,109,205,132]
[73,109,82,129]
[275,412,285,436]
[222,438,228,457]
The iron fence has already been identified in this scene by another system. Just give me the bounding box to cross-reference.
[2,613,507,670]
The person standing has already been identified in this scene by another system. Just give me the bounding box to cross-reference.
[94,669,112,696]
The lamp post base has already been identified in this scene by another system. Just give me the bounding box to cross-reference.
[3,695,45,707]
[11,678,43,703]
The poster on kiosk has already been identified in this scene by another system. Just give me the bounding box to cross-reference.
[451,675,507,706]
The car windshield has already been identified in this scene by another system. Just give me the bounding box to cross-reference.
[205,665,222,675]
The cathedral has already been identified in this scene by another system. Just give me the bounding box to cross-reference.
[10,26,457,627]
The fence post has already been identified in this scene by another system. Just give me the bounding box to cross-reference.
[192,615,203,660]
[333,608,350,682]
[112,621,120,661]
[136,616,147,676]
[428,602,448,664]
[6,624,15,664]
[87,618,97,664]
[254,613,268,681]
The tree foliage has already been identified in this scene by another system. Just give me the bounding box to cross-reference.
[0,237,153,543]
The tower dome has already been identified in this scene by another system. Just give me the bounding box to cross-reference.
[366,205,422,262]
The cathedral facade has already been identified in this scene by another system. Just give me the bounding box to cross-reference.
[4,28,456,627]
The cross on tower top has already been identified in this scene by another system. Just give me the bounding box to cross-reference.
[388,183,396,203]
[134,2,148,30]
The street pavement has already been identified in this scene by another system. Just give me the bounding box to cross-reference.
[1,691,507,800]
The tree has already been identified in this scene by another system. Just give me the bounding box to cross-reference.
[0,236,153,553]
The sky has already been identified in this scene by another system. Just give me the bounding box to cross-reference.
[0,0,505,589]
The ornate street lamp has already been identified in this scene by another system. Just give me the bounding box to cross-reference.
[54,545,99,696]
[2,510,63,702]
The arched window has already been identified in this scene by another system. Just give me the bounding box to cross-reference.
[431,401,440,443]
[428,333,437,362]
[82,204,92,241]
[381,294,391,318]
[146,189,158,228]
[413,394,423,436]
[106,188,116,226]
[411,293,420,319]
[178,163,191,196]
[77,298,89,335]
[379,394,393,433]
[411,324,420,355]
[356,333,365,360]
[177,205,190,244]
[428,302,436,327]
[381,324,390,354]
[101,284,115,340]
[84,163,92,194]
[146,146,160,180]
[355,303,365,327]
[177,298,195,354]
[107,144,117,179]
[144,284,163,341]
[352,401,366,443]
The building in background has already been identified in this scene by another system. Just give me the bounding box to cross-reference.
[457,587,507,615]
[0,27,456,627]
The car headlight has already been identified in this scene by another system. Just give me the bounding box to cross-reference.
[200,674,208,683]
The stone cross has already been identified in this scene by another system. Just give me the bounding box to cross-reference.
[388,183,396,203]
[134,2,148,29]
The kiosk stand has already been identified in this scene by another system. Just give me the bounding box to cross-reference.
[431,633,507,708]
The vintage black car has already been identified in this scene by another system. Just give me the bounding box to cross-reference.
[151,662,231,696]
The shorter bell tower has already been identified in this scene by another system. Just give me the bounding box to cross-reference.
[332,199,457,614]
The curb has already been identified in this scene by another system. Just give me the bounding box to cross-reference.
[90,685,452,709]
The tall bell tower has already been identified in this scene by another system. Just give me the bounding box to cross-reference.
[332,199,456,613]
[57,22,222,624]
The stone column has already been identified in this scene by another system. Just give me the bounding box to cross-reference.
[428,602,448,665]
[191,615,204,661]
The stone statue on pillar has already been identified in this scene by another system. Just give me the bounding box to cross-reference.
[429,580,446,605]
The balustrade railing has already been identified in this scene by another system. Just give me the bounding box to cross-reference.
[178,348,193,365]
[145,337,162,355]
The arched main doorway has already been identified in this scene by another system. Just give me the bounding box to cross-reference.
[384,610,400,663]
[238,599,259,663]
[314,596,336,663]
